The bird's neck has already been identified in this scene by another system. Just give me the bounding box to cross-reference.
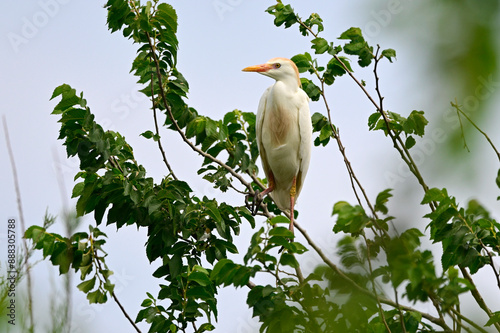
[275,77,300,92]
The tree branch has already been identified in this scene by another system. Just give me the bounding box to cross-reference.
[111,291,142,333]
[448,305,488,333]
[460,266,500,332]
[149,66,178,180]
[451,100,500,162]
[372,48,434,211]
[94,245,142,333]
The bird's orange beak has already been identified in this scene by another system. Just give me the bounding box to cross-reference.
[242,63,272,72]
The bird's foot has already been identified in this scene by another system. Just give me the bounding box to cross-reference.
[248,190,264,216]
[244,193,252,212]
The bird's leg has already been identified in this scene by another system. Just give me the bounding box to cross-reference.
[252,173,275,215]
[289,176,297,234]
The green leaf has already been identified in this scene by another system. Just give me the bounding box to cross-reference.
[77,277,96,293]
[311,37,329,54]
[339,27,362,40]
[205,118,218,139]
[289,242,308,254]
[339,27,373,67]
[405,110,428,136]
[332,201,370,235]
[24,225,45,242]
[301,13,324,36]
[280,253,299,268]
[210,259,232,280]
[496,169,500,189]
[381,48,396,62]
[156,3,178,33]
[300,78,321,101]
[323,57,351,85]
[265,3,297,28]
[140,130,160,141]
[87,289,107,304]
[486,311,500,327]
[405,136,416,149]
[198,323,215,332]
[269,227,294,238]
[168,253,183,279]
[72,182,84,198]
[422,188,447,204]
[141,298,153,307]
[141,130,154,139]
[51,84,81,114]
[291,53,311,73]
[374,189,393,214]
[319,123,333,142]
[188,271,212,287]
[269,215,289,225]
[368,112,382,130]
[205,200,222,222]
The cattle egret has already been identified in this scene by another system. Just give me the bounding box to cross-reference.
[243,57,312,233]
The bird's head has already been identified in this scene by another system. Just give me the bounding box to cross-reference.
[242,57,301,87]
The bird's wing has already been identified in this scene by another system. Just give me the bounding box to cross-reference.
[256,86,273,181]
[295,91,313,198]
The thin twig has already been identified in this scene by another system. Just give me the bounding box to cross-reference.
[454,303,462,333]
[429,293,447,329]
[393,289,407,333]
[448,305,489,333]
[372,47,434,211]
[111,291,142,333]
[362,233,392,333]
[320,82,375,216]
[149,68,178,180]
[460,266,500,332]
[3,115,34,332]
[94,245,142,333]
[451,100,500,162]
[228,183,248,195]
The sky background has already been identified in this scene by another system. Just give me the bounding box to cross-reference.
[1,0,500,332]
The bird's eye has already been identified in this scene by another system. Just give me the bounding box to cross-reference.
[275,63,281,69]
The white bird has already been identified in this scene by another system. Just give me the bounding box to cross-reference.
[243,57,312,233]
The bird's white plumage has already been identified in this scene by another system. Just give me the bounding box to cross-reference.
[250,58,312,212]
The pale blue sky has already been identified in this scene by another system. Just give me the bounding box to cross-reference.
[1,1,500,332]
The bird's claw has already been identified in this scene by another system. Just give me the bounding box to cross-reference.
[246,190,263,216]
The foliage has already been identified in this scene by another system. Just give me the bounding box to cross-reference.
[21,1,500,332]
